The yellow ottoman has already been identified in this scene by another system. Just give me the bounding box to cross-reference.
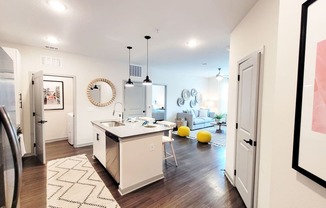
[197,131,212,143]
[178,126,190,137]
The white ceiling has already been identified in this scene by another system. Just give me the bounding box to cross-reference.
[0,0,257,77]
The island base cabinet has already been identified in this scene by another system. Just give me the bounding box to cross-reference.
[93,125,106,167]
[118,132,164,195]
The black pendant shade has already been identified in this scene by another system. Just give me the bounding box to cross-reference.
[125,78,133,87]
[143,75,152,85]
[143,36,152,85]
[125,46,134,87]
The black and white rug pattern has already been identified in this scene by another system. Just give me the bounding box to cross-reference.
[47,154,120,208]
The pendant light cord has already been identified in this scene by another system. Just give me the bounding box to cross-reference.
[129,47,131,79]
[144,36,151,77]
[146,38,149,76]
[143,36,152,85]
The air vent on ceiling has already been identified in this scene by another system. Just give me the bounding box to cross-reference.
[129,65,142,77]
[41,55,62,67]
[45,45,58,50]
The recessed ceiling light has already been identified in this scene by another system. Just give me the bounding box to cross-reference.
[45,36,59,44]
[186,39,198,48]
[48,0,67,12]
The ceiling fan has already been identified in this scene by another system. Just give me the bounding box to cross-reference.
[216,68,229,80]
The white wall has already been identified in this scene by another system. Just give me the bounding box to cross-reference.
[226,0,279,207]
[269,0,326,207]
[228,0,326,207]
[151,69,209,121]
[0,41,132,153]
[43,75,73,142]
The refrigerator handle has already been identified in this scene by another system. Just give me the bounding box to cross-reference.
[0,106,22,208]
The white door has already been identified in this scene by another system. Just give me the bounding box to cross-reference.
[124,82,146,119]
[33,71,46,164]
[235,52,260,208]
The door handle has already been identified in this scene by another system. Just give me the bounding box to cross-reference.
[143,110,146,113]
[96,133,99,141]
[243,139,253,146]
[37,120,48,124]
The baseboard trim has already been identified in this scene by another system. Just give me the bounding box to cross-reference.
[224,170,235,186]
[74,142,92,148]
[45,137,67,143]
[118,174,164,196]
[22,153,35,158]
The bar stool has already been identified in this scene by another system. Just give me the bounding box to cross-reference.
[156,121,178,166]
[162,129,178,166]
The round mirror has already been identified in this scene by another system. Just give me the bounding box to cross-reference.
[87,78,116,107]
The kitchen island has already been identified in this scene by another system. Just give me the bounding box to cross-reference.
[91,120,170,195]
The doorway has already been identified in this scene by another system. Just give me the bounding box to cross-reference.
[235,51,262,208]
[43,75,74,143]
[152,84,167,121]
[32,73,76,164]
[123,81,146,119]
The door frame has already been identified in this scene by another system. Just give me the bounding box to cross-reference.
[32,70,45,164]
[152,83,167,120]
[234,47,264,208]
[31,73,77,153]
[123,80,148,118]
[43,74,77,146]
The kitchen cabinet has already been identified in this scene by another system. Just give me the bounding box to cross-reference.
[91,120,170,195]
[92,125,106,167]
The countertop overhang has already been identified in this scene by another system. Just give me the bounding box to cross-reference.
[91,120,171,139]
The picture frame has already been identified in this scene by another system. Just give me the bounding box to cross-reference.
[292,0,326,188]
[43,80,64,110]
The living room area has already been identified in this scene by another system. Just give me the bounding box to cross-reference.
[150,66,229,144]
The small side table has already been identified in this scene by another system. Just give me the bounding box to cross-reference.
[176,119,187,129]
[211,122,223,133]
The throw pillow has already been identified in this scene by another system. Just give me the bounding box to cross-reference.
[199,109,208,117]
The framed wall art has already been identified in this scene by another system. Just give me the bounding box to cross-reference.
[43,80,64,110]
[292,0,326,188]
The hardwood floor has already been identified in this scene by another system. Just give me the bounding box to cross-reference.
[21,133,245,208]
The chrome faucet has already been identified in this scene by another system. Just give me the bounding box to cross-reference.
[113,102,124,122]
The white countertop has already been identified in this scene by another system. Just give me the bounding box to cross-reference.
[91,120,171,138]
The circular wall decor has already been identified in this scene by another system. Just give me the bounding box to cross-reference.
[190,99,196,108]
[177,97,185,106]
[191,88,197,97]
[181,89,191,100]
[87,78,116,107]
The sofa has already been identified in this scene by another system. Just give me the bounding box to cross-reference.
[176,109,215,130]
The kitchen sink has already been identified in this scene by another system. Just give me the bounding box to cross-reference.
[101,121,125,127]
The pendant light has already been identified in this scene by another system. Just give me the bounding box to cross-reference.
[125,46,134,87]
[143,36,152,85]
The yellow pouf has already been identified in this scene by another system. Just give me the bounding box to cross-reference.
[178,126,190,137]
[197,131,212,143]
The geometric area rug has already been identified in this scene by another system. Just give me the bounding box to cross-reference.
[47,154,120,208]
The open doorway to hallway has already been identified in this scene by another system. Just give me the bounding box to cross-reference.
[43,75,75,147]
[152,84,167,121]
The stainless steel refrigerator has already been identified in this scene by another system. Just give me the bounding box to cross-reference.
[0,47,22,207]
